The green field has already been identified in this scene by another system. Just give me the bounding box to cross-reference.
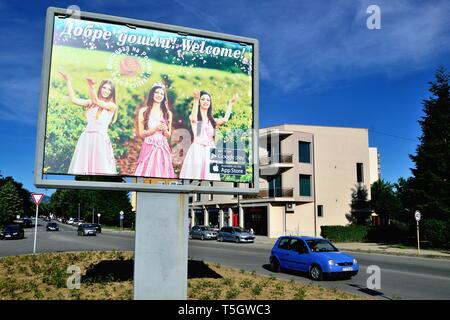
[44,45,253,182]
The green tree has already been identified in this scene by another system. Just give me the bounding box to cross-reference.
[347,184,372,225]
[409,66,450,220]
[370,179,401,223]
[0,176,33,217]
[0,181,23,227]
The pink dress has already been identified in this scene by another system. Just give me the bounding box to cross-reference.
[134,112,176,178]
[68,106,117,175]
[179,121,220,181]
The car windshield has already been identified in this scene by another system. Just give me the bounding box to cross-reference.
[306,239,339,252]
[5,225,19,231]
[48,223,57,227]
[233,227,245,233]
[81,224,95,228]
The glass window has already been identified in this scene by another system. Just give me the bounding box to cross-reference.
[290,239,308,253]
[278,238,290,250]
[306,239,339,252]
[299,175,311,197]
[357,163,364,183]
[317,205,323,217]
[298,141,311,163]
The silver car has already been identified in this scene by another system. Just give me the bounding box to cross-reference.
[190,225,218,240]
[217,227,255,243]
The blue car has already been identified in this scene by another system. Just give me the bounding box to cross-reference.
[270,236,359,281]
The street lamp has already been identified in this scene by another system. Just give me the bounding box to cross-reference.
[97,213,101,225]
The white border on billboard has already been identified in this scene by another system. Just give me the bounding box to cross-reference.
[34,7,259,195]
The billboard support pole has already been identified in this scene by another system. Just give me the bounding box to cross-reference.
[133,192,188,299]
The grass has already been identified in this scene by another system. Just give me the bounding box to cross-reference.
[0,251,369,300]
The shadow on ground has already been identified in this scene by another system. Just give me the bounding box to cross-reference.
[80,259,222,283]
[262,264,353,282]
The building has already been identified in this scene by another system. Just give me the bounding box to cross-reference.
[189,124,379,238]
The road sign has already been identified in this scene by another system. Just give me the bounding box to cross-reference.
[32,193,44,206]
[120,211,124,216]
[120,215,124,220]
[415,211,421,221]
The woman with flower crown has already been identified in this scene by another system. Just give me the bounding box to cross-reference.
[179,89,238,181]
[134,82,176,178]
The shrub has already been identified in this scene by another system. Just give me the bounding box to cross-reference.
[320,225,370,242]
[423,219,450,249]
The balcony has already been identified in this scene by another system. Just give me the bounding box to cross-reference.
[259,154,294,176]
[243,188,294,200]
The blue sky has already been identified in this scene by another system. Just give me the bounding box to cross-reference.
[0,0,449,194]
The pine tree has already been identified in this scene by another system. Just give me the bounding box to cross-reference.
[0,181,23,227]
[410,66,450,220]
[347,184,372,225]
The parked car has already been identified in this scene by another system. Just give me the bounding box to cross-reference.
[0,225,25,240]
[46,222,59,231]
[269,236,359,281]
[77,223,97,236]
[217,226,255,243]
[92,223,102,233]
[22,218,33,228]
[190,225,218,240]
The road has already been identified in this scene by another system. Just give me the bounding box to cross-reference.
[1,219,449,300]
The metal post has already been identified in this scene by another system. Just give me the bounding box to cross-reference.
[33,204,39,254]
[92,208,94,223]
[417,221,420,255]
[134,192,188,299]
[78,203,80,221]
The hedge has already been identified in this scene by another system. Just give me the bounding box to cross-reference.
[423,219,450,249]
[320,225,370,242]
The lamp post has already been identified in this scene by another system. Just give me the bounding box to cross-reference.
[97,213,101,225]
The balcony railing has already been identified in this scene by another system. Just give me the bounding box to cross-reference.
[260,154,293,166]
[243,188,294,199]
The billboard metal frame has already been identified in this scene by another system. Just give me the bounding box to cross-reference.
[34,7,259,195]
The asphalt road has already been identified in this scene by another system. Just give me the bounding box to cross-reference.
[1,219,449,300]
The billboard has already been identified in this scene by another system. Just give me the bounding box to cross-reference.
[35,8,259,194]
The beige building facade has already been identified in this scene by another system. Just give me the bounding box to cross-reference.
[189,124,379,238]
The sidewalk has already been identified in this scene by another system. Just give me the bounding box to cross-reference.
[253,236,450,259]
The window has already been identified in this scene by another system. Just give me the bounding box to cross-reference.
[195,193,201,202]
[209,182,213,201]
[299,175,311,197]
[298,141,311,163]
[357,163,364,183]
[290,239,308,253]
[278,238,290,250]
[188,196,193,204]
[317,205,323,217]
[233,183,238,198]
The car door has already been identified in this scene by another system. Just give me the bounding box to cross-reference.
[191,226,199,239]
[287,239,310,272]
[275,237,291,269]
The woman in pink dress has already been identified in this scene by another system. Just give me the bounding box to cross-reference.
[134,83,176,178]
[59,71,118,175]
[179,89,238,181]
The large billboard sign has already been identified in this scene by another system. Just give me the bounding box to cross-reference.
[35,7,259,194]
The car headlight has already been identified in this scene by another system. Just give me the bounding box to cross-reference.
[13,232,18,235]
[328,259,335,266]
[353,258,358,265]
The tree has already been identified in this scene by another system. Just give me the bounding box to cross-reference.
[0,176,33,217]
[347,184,372,225]
[0,181,23,227]
[370,179,401,224]
[49,176,134,227]
[409,66,450,220]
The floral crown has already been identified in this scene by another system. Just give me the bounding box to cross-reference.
[152,82,165,89]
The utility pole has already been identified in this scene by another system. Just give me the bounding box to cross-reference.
[78,203,80,221]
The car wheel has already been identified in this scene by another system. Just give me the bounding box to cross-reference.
[218,236,223,242]
[309,264,323,281]
[201,234,205,240]
[235,236,240,243]
[271,257,280,273]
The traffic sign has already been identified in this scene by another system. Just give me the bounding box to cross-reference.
[32,193,44,206]
[120,211,124,216]
[415,211,421,221]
